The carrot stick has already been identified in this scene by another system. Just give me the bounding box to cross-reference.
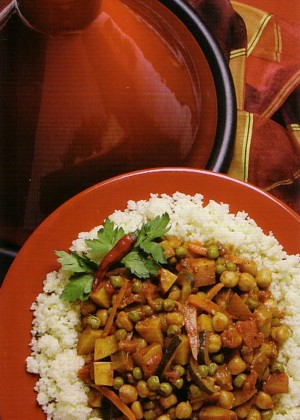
[93,385,136,420]
[205,282,224,300]
[187,294,232,320]
[102,278,129,337]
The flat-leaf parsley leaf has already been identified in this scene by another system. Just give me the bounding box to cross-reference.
[58,213,171,302]
[85,219,125,263]
[60,274,94,302]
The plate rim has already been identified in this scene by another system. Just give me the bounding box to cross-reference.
[3,166,300,285]
[1,167,299,419]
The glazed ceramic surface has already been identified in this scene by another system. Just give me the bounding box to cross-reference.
[0,0,235,248]
[0,168,299,419]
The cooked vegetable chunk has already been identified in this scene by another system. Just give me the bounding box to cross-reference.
[94,335,118,360]
[94,362,114,386]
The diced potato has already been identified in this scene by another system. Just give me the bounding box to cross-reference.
[111,350,134,372]
[160,240,176,259]
[160,268,178,293]
[94,362,114,386]
[197,314,213,332]
[135,316,164,347]
[90,287,111,308]
[94,335,118,360]
[77,327,103,355]
[177,258,216,287]
[133,343,163,377]
[173,334,190,365]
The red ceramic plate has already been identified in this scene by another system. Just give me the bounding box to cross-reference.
[0,168,299,419]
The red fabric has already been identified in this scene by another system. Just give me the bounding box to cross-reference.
[188,0,247,60]
[187,0,300,214]
[248,115,300,213]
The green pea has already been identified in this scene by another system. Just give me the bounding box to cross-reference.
[110,276,123,289]
[189,384,201,399]
[174,378,184,389]
[167,324,181,337]
[113,376,124,389]
[247,297,260,310]
[147,375,160,391]
[234,374,247,388]
[132,280,142,293]
[226,262,237,271]
[115,328,127,341]
[208,363,218,376]
[163,298,176,312]
[128,310,142,323]
[261,410,274,420]
[153,298,164,311]
[143,305,153,316]
[159,382,173,396]
[86,315,101,329]
[204,239,215,248]
[212,353,224,364]
[207,245,220,260]
[175,246,187,259]
[198,365,209,378]
[173,365,185,377]
[272,317,281,327]
[216,264,226,275]
[132,367,143,380]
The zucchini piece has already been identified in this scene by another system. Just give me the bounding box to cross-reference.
[155,335,182,379]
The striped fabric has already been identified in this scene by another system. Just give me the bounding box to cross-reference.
[189,0,300,213]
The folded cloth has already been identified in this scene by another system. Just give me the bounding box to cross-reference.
[188,0,300,214]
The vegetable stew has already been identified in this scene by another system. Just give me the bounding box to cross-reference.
[73,224,289,419]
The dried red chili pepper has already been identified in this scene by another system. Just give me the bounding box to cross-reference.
[92,234,136,291]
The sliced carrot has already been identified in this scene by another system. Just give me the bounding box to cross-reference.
[205,283,224,300]
[102,278,129,337]
[227,293,252,320]
[236,320,264,348]
[93,385,136,420]
[187,294,232,320]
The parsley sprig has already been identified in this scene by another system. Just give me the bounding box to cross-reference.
[57,213,170,302]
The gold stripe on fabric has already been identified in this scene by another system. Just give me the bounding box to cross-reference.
[228,111,253,182]
[263,170,300,192]
[229,51,246,109]
[288,124,300,150]
[274,22,282,62]
[262,69,300,119]
[230,48,246,59]
[289,124,300,132]
[231,1,272,56]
